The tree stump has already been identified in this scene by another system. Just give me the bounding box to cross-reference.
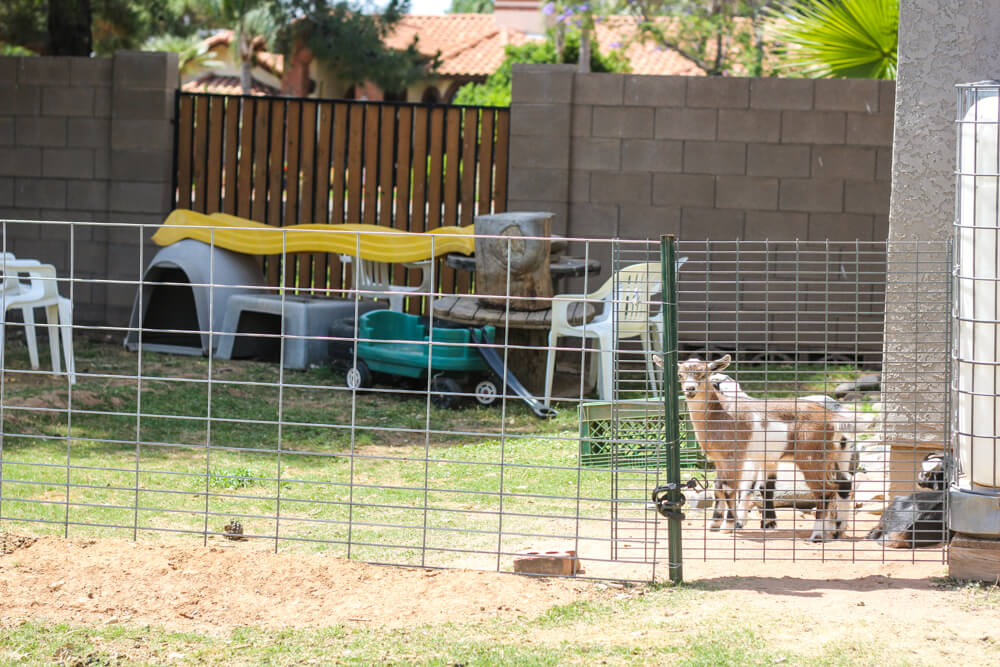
[474,212,553,311]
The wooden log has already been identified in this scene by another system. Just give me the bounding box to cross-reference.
[474,212,554,311]
[950,534,1000,583]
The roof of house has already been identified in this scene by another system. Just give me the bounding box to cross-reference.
[195,13,722,84]
[181,73,281,96]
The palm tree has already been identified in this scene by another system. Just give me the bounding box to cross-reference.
[765,0,898,79]
[143,34,224,77]
[222,0,277,94]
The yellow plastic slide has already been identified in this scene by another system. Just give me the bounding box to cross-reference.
[151,210,475,262]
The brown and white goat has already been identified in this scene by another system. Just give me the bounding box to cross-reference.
[678,355,853,542]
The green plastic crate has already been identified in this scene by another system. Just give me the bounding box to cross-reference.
[578,398,705,470]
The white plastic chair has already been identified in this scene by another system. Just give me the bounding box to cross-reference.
[1,259,76,384]
[543,262,662,407]
[341,255,434,312]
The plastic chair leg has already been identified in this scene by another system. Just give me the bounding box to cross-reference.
[58,298,75,384]
[45,304,61,374]
[597,332,614,402]
[21,306,39,369]
[543,330,559,408]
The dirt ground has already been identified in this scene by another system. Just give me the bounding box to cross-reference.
[1,531,998,664]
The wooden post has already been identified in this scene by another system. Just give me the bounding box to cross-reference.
[474,212,553,311]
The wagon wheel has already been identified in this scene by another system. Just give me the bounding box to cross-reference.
[346,361,372,390]
[430,376,462,410]
[474,378,500,406]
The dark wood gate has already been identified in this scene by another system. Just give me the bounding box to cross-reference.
[173,92,510,299]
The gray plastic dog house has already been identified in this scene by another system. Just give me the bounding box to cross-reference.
[124,239,267,355]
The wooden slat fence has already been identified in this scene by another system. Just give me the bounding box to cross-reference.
[174,92,510,304]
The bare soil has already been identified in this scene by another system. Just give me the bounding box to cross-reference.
[1,532,999,665]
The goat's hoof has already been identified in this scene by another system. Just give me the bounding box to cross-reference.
[808,531,828,543]
[733,521,745,531]
[761,520,777,530]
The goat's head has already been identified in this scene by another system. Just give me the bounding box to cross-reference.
[678,355,731,399]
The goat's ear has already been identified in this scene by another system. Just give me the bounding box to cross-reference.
[708,354,731,371]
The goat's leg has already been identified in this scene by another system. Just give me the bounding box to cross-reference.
[734,460,761,530]
[799,456,846,542]
[760,472,777,530]
[709,479,728,531]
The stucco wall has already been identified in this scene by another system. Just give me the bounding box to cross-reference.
[882,0,1000,446]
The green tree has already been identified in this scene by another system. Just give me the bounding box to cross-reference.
[143,33,223,76]
[764,0,898,79]
[448,0,493,12]
[452,32,629,107]
[270,0,439,95]
[623,0,775,77]
[0,0,180,55]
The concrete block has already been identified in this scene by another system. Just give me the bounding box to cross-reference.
[779,179,844,213]
[69,57,112,86]
[0,117,12,146]
[0,148,41,177]
[683,141,746,175]
[15,178,66,209]
[93,89,111,118]
[619,204,680,238]
[844,180,890,215]
[653,173,715,207]
[654,107,717,140]
[110,119,172,151]
[571,105,592,136]
[0,85,41,115]
[41,209,101,225]
[43,148,93,179]
[743,210,808,240]
[67,181,109,211]
[17,58,70,86]
[569,172,591,202]
[808,213,875,241]
[781,111,846,144]
[680,207,744,240]
[0,58,15,82]
[110,149,174,183]
[67,118,110,148]
[750,78,813,110]
[880,81,896,117]
[624,75,685,107]
[510,103,572,137]
[876,147,892,181]
[111,88,173,120]
[113,51,179,90]
[847,111,893,146]
[747,144,810,178]
[687,77,749,108]
[508,168,569,202]
[715,175,779,210]
[589,171,651,204]
[510,133,569,169]
[811,145,877,179]
[718,110,781,143]
[0,177,11,206]
[569,202,619,237]
[593,106,654,138]
[873,214,889,240]
[109,181,171,214]
[815,79,880,112]
[42,87,94,117]
[574,73,623,105]
[93,148,110,179]
[14,116,66,147]
[511,64,575,104]
[571,137,621,171]
[621,139,682,173]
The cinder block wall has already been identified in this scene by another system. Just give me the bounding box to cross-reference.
[0,51,178,327]
[508,65,894,360]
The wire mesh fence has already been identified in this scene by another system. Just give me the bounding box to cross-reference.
[0,220,952,583]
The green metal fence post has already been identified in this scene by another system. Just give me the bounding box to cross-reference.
[660,234,683,583]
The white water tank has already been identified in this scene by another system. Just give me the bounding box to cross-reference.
[956,82,1000,491]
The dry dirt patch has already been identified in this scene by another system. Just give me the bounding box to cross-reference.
[0,535,605,634]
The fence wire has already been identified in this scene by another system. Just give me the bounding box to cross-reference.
[0,221,952,583]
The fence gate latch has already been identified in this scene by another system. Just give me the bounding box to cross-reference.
[650,478,703,521]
